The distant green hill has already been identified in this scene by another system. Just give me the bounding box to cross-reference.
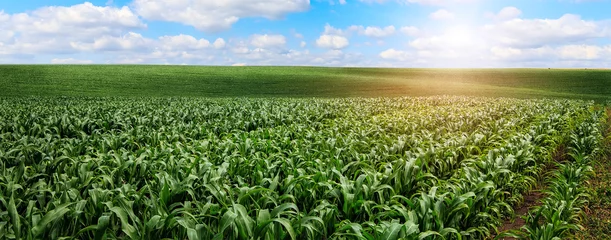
[2,65,610,101]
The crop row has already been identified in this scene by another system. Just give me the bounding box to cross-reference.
[0,96,603,239]
[500,105,605,239]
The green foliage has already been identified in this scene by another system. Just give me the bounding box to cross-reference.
[498,107,604,239]
[1,66,611,101]
[0,96,602,239]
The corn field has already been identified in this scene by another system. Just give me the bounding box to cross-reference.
[0,96,605,240]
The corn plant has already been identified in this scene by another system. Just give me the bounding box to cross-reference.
[0,96,603,240]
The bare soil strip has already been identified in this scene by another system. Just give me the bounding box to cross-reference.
[491,145,566,240]
[494,107,611,239]
[495,191,544,237]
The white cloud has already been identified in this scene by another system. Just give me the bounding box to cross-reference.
[377,12,611,67]
[0,11,9,22]
[429,9,454,20]
[0,2,146,55]
[308,50,366,66]
[0,39,79,55]
[232,46,250,54]
[158,34,211,50]
[489,46,553,62]
[241,48,278,60]
[400,26,420,36]
[2,1,611,68]
[349,25,396,37]
[51,58,94,64]
[9,2,145,38]
[490,45,611,62]
[486,7,522,21]
[558,45,609,60]
[409,26,484,51]
[382,25,490,66]
[326,24,398,38]
[484,14,610,48]
[71,32,152,52]
[229,36,292,62]
[131,0,310,32]
[380,12,611,67]
[323,24,347,36]
[250,34,287,48]
[379,49,411,61]
[0,30,14,43]
[316,34,350,49]
[359,0,480,6]
[221,48,368,67]
[113,57,146,64]
[213,38,227,49]
[406,0,479,5]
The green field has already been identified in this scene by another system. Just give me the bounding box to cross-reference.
[1,65,610,101]
[1,66,610,239]
[0,97,605,239]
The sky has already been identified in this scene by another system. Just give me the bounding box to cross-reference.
[0,0,610,67]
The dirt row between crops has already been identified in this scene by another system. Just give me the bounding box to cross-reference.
[493,107,611,239]
[491,144,567,240]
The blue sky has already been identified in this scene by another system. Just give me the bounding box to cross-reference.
[1,0,610,67]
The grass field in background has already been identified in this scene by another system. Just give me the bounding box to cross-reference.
[1,65,610,101]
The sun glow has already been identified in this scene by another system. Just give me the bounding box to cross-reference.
[445,25,475,48]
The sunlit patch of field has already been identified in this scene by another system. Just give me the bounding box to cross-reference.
[1,65,610,102]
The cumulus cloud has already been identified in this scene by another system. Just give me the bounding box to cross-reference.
[0,2,146,55]
[158,34,211,50]
[490,45,611,62]
[429,9,454,20]
[0,29,14,43]
[375,11,611,67]
[0,11,9,22]
[408,26,484,51]
[359,0,480,6]
[71,32,153,52]
[8,2,145,38]
[131,0,309,32]
[2,1,611,67]
[51,58,94,64]
[0,39,79,55]
[406,0,479,5]
[213,38,227,49]
[484,14,610,48]
[316,34,350,49]
[250,34,287,48]
[349,25,396,37]
[486,7,522,21]
[379,49,411,61]
[323,24,347,36]
[558,45,609,60]
[324,24,400,38]
[15,13,229,66]
[219,45,364,66]
[400,26,420,36]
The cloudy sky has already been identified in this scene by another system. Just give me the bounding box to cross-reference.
[1,0,610,67]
